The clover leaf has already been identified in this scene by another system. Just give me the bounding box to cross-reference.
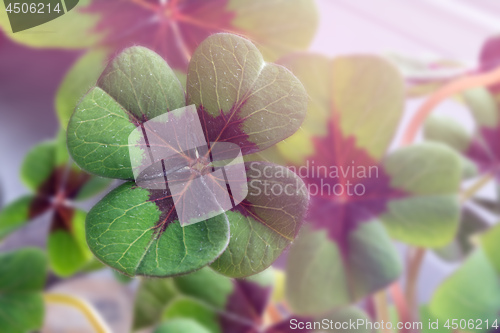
[154,319,211,333]
[0,248,47,333]
[432,208,488,262]
[135,267,369,332]
[424,87,498,181]
[66,33,309,278]
[134,267,309,333]
[28,0,318,128]
[388,54,467,98]
[424,88,499,261]
[266,54,462,314]
[1,0,317,70]
[86,0,318,71]
[429,247,500,331]
[0,131,110,277]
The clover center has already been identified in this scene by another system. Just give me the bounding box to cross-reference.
[189,156,211,175]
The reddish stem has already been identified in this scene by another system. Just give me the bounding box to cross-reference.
[130,0,158,11]
[400,65,500,146]
[264,303,283,325]
[389,282,411,333]
[405,247,426,324]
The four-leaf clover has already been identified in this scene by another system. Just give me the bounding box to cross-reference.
[267,53,462,314]
[66,33,309,277]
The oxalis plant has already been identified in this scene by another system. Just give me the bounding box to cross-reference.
[263,53,464,320]
[132,266,303,332]
[0,130,111,276]
[0,0,318,129]
[0,248,47,332]
[386,37,500,327]
[66,33,310,278]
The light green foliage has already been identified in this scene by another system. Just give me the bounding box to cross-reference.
[0,248,47,333]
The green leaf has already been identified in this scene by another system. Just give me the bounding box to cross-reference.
[429,248,500,330]
[98,47,186,121]
[0,248,47,291]
[48,209,93,277]
[211,162,309,278]
[133,278,178,330]
[231,0,318,62]
[186,33,308,155]
[0,248,47,333]
[20,141,56,191]
[86,182,230,277]
[173,268,233,308]
[434,208,488,262]
[384,143,461,194]
[162,297,219,333]
[276,54,404,164]
[424,115,471,153]
[112,270,133,284]
[67,46,186,179]
[420,305,450,333]
[154,318,211,333]
[74,176,113,201]
[320,307,372,333]
[329,56,404,160]
[286,224,401,315]
[481,223,500,274]
[56,48,110,129]
[424,115,478,179]
[462,87,498,128]
[0,195,36,240]
[0,293,45,333]
[173,70,187,90]
[67,87,138,179]
[381,143,461,247]
[133,268,233,330]
[20,130,73,191]
[80,257,106,272]
[54,129,71,164]
[433,88,500,181]
[134,267,277,331]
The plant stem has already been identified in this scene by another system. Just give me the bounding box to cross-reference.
[169,20,192,65]
[365,296,377,321]
[374,290,392,333]
[389,282,410,325]
[400,173,493,328]
[397,62,500,323]
[264,303,283,325]
[44,293,111,333]
[405,248,426,320]
[460,173,494,203]
[130,0,158,11]
[401,65,500,146]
